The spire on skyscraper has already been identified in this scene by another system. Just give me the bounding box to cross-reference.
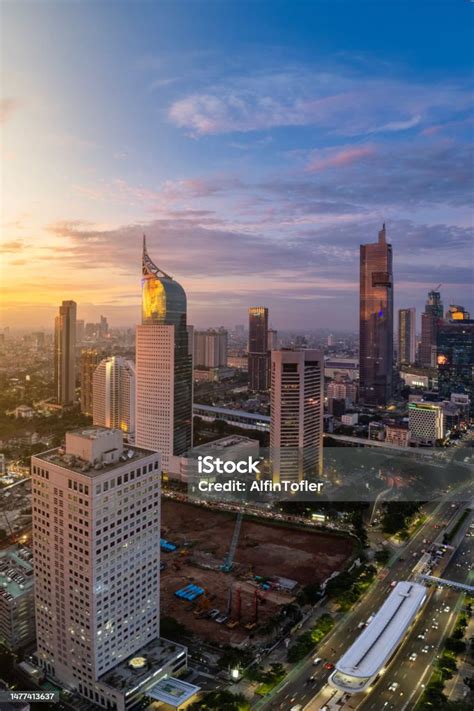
[142,234,172,279]
[378,223,386,244]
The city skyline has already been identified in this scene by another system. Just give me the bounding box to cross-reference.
[1,1,473,330]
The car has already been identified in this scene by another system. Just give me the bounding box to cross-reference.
[432,623,439,630]
[215,614,228,624]
[312,657,322,666]
[208,609,220,619]
[417,633,425,640]
[290,705,302,711]
[309,675,315,682]
[389,682,399,692]
[444,606,450,612]
[409,652,418,661]
[422,646,429,653]
[324,662,334,670]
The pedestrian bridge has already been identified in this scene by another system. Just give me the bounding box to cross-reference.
[419,574,474,594]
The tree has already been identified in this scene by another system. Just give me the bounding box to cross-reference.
[188,690,250,710]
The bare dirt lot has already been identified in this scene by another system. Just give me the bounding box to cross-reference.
[160,499,355,644]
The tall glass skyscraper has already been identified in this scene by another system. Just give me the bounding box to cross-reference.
[436,319,474,413]
[420,290,443,367]
[398,307,416,365]
[136,237,193,471]
[54,299,77,405]
[248,306,269,391]
[359,225,393,405]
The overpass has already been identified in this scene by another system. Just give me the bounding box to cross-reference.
[418,574,474,594]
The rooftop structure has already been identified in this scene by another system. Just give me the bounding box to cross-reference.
[329,581,427,693]
[146,676,200,708]
[35,427,154,476]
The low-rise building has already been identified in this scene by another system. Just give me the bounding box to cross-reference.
[384,422,411,447]
[0,546,35,649]
[341,413,359,426]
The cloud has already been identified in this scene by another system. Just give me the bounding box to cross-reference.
[167,67,471,137]
[1,240,25,252]
[306,145,375,172]
[0,98,20,122]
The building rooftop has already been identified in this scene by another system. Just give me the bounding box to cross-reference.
[34,428,156,477]
[147,677,200,707]
[334,581,426,681]
[0,547,34,601]
[99,637,186,693]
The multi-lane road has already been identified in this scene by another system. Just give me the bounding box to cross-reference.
[253,492,472,711]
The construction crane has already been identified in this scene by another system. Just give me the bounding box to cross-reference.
[221,512,243,573]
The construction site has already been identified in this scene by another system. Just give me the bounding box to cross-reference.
[160,499,355,644]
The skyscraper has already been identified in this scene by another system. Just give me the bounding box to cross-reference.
[135,237,193,472]
[445,304,470,321]
[419,290,443,367]
[398,307,416,365]
[193,328,228,368]
[93,356,136,440]
[270,349,323,482]
[80,348,102,416]
[359,225,393,405]
[436,319,474,412]
[54,300,77,405]
[31,428,186,710]
[76,319,85,343]
[248,306,269,391]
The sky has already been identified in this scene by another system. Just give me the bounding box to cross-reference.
[1,0,473,330]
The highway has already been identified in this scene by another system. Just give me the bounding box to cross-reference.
[305,509,473,711]
[252,494,468,710]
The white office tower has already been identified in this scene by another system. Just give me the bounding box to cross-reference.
[93,356,136,442]
[270,349,324,482]
[31,428,187,711]
[136,237,193,474]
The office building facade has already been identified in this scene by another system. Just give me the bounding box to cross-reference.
[0,546,35,650]
[398,308,416,365]
[248,306,269,391]
[80,348,103,416]
[93,356,136,441]
[54,300,77,405]
[31,428,185,711]
[359,225,393,405]
[408,402,445,445]
[193,328,227,368]
[136,237,193,472]
[436,319,474,413]
[419,290,443,367]
[270,349,324,482]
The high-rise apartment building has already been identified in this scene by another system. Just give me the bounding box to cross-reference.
[76,319,85,343]
[80,348,103,416]
[99,315,109,339]
[419,290,443,367]
[93,356,136,441]
[136,237,193,472]
[398,308,416,365]
[248,307,269,391]
[31,427,186,711]
[267,329,278,351]
[54,300,77,405]
[193,328,228,368]
[359,225,393,405]
[437,319,474,413]
[270,349,323,482]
